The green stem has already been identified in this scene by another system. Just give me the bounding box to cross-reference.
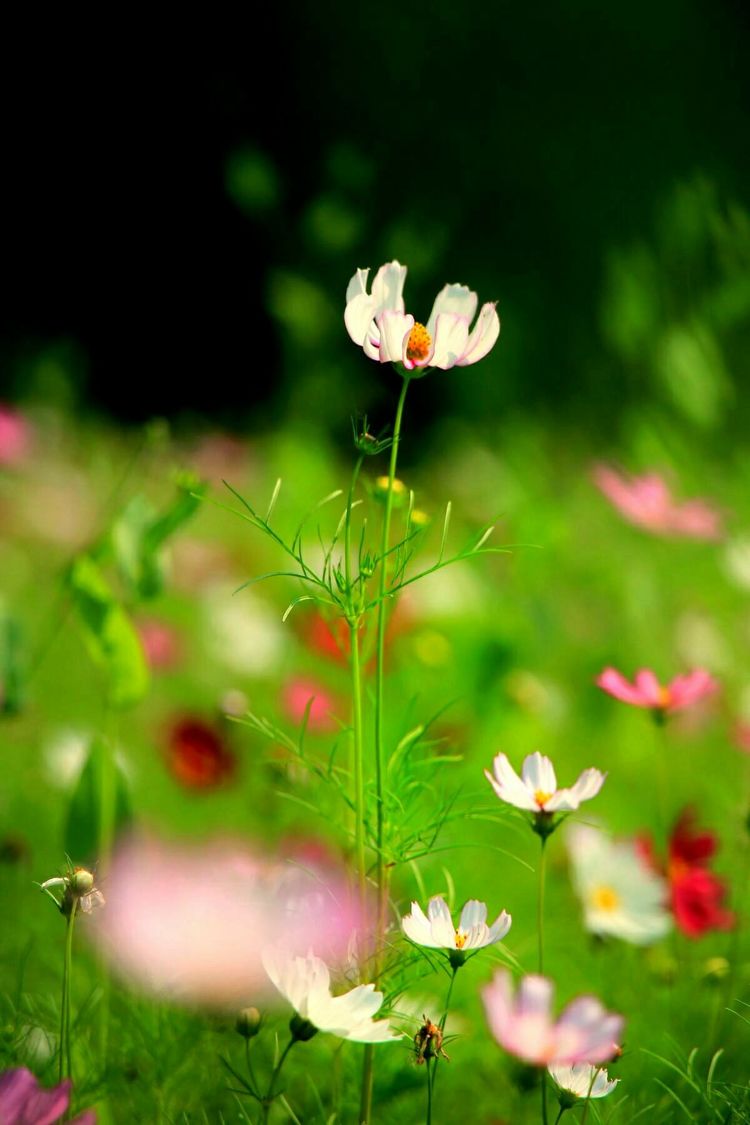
[429,964,459,1105]
[361,375,411,1125]
[426,1055,433,1125]
[60,900,77,1083]
[541,1071,549,1125]
[350,622,367,912]
[553,1108,566,1125]
[538,836,547,974]
[262,1038,296,1124]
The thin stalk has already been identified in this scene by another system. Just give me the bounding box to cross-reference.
[361,375,411,1125]
[350,622,367,911]
[538,837,547,974]
[262,1038,296,1124]
[426,1056,433,1125]
[553,1108,566,1125]
[59,900,77,1083]
[429,964,459,1104]
[97,719,117,1073]
[538,836,548,1125]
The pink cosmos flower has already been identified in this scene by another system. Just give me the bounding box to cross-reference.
[481,971,623,1067]
[597,668,718,715]
[592,465,722,539]
[0,1068,95,1124]
[282,677,340,734]
[345,261,500,373]
[137,619,182,670]
[92,836,363,1007]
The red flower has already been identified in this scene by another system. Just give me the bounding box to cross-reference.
[166,717,236,789]
[667,810,734,938]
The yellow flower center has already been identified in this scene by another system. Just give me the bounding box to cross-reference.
[534,789,552,808]
[657,685,671,709]
[406,322,432,362]
[591,885,620,912]
[454,931,467,949]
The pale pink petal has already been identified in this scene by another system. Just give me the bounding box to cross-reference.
[481,969,515,1046]
[429,313,470,370]
[555,996,623,1064]
[426,283,478,336]
[485,754,539,811]
[521,752,557,800]
[457,302,501,366]
[670,500,722,540]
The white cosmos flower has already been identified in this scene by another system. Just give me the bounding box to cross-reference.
[402,895,511,952]
[262,949,400,1044]
[345,261,500,373]
[567,824,672,945]
[485,751,606,813]
[548,1062,620,1099]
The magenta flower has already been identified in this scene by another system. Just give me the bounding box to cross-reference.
[481,971,623,1067]
[282,677,340,734]
[0,1068,94,1124]
[0,405,31,466]
[345,261,500,374]
[597,667,718,715]
[592,465,722,539]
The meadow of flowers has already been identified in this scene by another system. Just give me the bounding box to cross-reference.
[1,256,749,1123]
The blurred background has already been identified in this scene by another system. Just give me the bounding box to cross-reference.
[2,2,749,448]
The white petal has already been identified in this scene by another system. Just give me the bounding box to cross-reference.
[430,313,470,370]
[376,311,413,364]
[426,283,478,336]
[346,267,369,305]
[370,261,407,314]
[345,293,377,346]
[427,895,456,947]
[402,902,442,948]
[521,752,557,798]
[458,899,487,932]
[485,754,538,811]
[456,302,500,366]
[485,910,512,944]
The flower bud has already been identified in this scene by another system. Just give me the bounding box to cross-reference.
[236,1007,262,1039]
[70,868,95,896]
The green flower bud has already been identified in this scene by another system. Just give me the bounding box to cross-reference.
[69,868,95,896]
[236,1007,262,1039]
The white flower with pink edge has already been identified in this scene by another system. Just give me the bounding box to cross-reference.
[345,260,500,374]
[485,751,605,815]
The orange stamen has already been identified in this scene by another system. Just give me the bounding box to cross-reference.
[406,322,432,362]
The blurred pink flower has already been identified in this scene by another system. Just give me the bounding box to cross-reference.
[91,836,362,1007]
[597,667,718,715]
[592,465,722,539]
[481,971,623,1067]
[137,619,182,670]
[0,406,31,466]
[282,677,340,733]
[0,1068,94,1124]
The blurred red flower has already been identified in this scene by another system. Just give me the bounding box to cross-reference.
[642,810,734,938]
[667,810,734,938]
[166,717,236,789]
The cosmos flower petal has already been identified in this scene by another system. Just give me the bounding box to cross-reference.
[633,669,663,705]
[376,310,414,364]
[486,754,539,811]
[426,283,478,335]
[521,752,557,797]
[430,313,470,370]
[457,302,501,366]
[485,910,513,944]
[458,899,487,932]
[546,768,606,811]
[427,895,456,946]
[402,902,442,948]
[548,1062,620,1099]
[596,667,647,705]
